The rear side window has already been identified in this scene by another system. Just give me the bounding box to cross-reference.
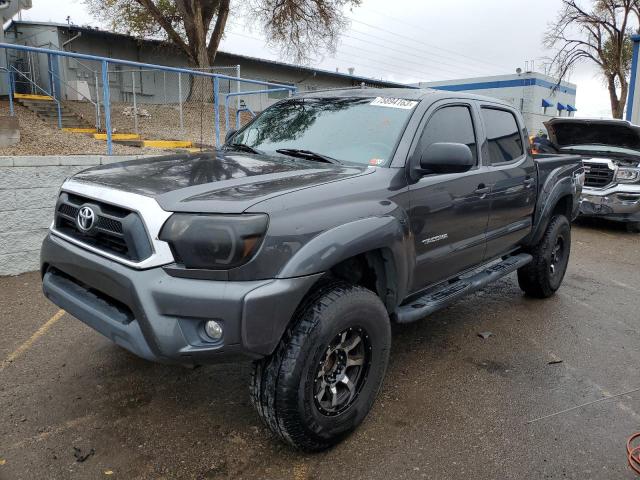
[417,105,477,164]
[481,108,524,164]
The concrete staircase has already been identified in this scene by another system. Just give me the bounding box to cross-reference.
[13,94,195,151]
[14,94,95,131]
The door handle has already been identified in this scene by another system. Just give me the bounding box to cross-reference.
[523,177,535,187]
[475,184,491,195]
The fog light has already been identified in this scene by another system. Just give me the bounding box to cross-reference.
[204,320,223,340]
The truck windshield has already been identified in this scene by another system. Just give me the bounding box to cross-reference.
[231,97,418,166]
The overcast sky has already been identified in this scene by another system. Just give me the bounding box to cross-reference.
[20,0,614,118]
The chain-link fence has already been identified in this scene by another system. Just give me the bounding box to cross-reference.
[1,43,295,154]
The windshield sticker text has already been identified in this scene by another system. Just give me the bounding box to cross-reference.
[370,97,418,110]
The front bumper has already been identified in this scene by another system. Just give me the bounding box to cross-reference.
[579,184,640,223]
[41,233,321,365]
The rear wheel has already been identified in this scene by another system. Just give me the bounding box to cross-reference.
[517,215,571,298]
[249,282,391,452]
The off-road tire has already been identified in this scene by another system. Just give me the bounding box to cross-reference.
[626,222,640,233]
[517,214,571,298]
[249,282,391,452]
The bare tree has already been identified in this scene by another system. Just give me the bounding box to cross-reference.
[545,0,639,119]
[85,0,361,69]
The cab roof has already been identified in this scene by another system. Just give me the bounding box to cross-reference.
[293,87,514,107]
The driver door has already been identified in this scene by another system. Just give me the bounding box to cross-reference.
[407,101,493,293]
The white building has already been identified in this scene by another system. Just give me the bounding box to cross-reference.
[417,72,577,135]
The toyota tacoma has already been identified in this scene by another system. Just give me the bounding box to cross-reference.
[41,88,583,451]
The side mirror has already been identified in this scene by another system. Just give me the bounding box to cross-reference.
[418,142,474,174]
[225,129,237,144]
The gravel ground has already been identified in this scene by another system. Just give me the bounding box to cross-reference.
[71,101,252,145]
[0,99,252,156]
[0,101,163,156]
[1,221,640,479]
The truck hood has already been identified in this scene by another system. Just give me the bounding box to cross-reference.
[545,118,640,155]
[71,151,372,213]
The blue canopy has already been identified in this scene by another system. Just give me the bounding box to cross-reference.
[541,99,553,108]
[566,104,577,112]
[557,103,566,111]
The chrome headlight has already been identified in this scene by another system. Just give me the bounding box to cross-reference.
[615,167,640,184]
[159,214,268,270]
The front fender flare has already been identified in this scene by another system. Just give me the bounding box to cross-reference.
[277,215,413,303]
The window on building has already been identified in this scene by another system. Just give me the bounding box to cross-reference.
[481,108,524,164]
[417,105,478,164]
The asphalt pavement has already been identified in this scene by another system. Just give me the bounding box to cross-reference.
[1,219,639,479]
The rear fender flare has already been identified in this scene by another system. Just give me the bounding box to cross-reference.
[526,168,578,246]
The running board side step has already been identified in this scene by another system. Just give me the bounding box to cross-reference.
[395,253,533,324]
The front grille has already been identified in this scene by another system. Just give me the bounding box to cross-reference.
[583,161,615,188]
[54,192,153,262]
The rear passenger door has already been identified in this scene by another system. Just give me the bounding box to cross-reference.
[479,105,536,260]
[407,101,493,292]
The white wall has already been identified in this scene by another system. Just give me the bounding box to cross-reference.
[0,155,151,276]
[419,73,577,134]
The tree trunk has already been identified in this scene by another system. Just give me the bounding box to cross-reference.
[607,75,624,119]
[188,42,213,103]
[618,73,629,120]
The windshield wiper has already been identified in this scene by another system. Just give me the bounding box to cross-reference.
[225,143,263,155]
[276,148,342,165]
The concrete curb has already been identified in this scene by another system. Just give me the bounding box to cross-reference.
[0,154,155,167]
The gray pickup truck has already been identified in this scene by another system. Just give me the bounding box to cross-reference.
[542,118,640,232]
[41,88,583,451]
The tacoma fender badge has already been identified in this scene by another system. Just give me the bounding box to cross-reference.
[422,234,449,245]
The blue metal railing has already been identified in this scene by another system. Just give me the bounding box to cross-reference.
[224,88,290,134]
[8,65,63,129]
[0,42,297,154]
[49,66,100,130]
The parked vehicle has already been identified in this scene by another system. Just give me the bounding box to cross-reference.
[40,88,584,451]
[543,118,640,232]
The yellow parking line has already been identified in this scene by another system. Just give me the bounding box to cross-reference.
[0,310,65,372]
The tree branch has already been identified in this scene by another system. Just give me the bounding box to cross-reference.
[135,0,194,61]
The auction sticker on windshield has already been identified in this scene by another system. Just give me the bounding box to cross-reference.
[370,97,418,109]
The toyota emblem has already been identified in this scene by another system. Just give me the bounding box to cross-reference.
[77,206,96,232]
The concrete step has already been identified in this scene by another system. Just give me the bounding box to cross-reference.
[35,111,80,118]
[142,140,193,149]
[45,120,92,128]
[14,93,54,101]
[63,127,98,134]
[93,133,141,141]
[113,140,144,147]
[19,100,57,107]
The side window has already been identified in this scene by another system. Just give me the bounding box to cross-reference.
[417,105,477,164]
[481,108,524,164]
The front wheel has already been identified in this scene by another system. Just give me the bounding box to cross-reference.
[517,214,571,298]
[250,282,391,452]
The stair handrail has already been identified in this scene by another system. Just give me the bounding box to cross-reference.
[0,66,14,115]
[9,65,63,129]
[40,41,98,77]
[48,67,100,130]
